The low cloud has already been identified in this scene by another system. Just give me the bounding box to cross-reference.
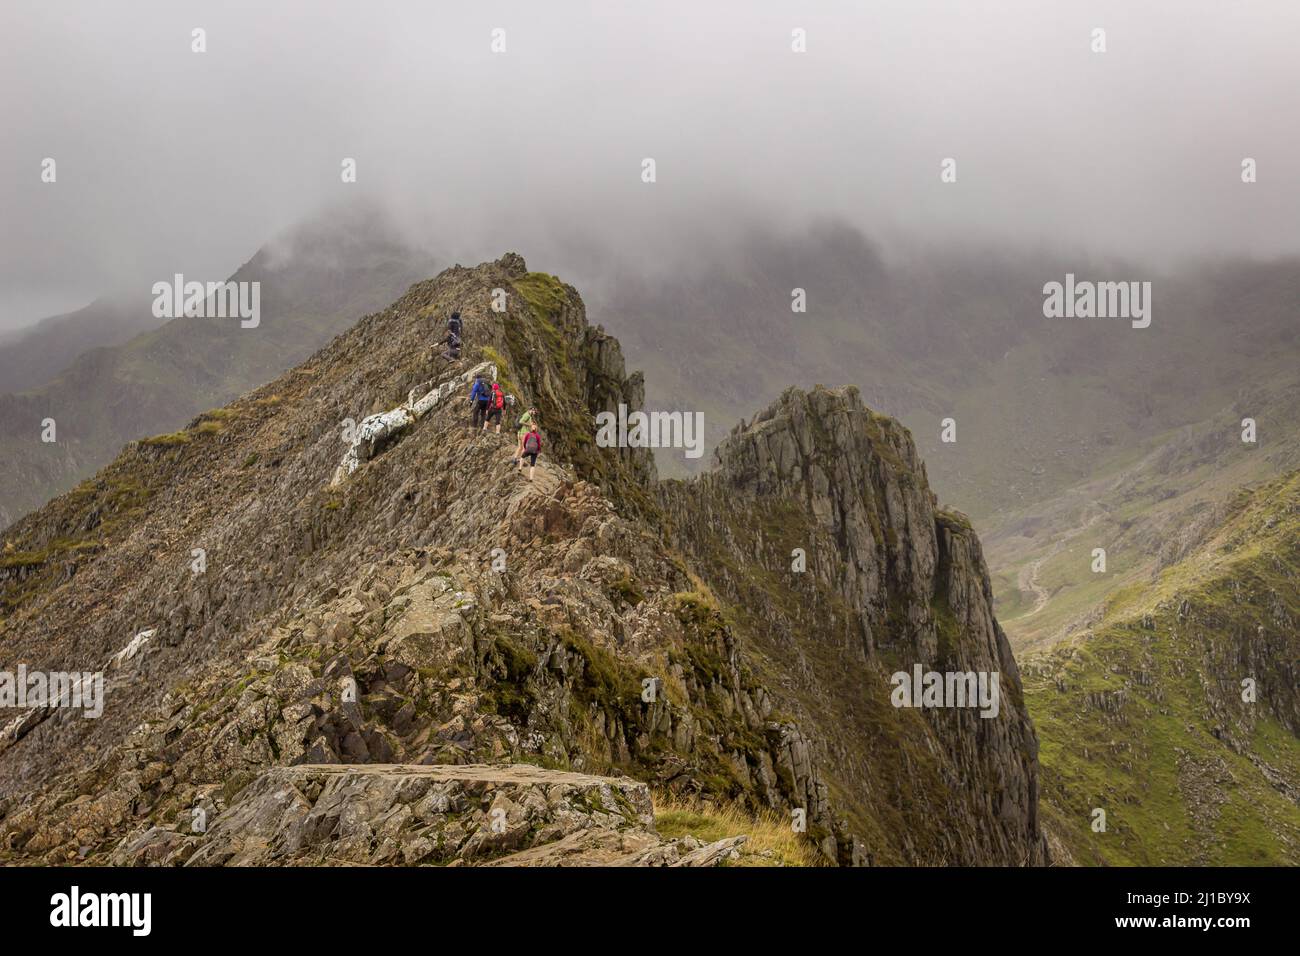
[3,0,1298,333]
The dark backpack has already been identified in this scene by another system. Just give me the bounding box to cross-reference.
[448,313,462,336]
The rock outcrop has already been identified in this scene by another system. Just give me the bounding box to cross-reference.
[660,386,1046,864]
[331,360,498,484]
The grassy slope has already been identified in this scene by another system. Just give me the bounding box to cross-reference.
[1023,471,1300,865]
[987,373,1300,651]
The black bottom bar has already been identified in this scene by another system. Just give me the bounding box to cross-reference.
[0,865,1286,943]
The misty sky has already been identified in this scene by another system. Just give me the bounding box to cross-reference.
[2,0,1298,333]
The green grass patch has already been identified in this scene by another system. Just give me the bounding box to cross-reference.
[140,430,191,447]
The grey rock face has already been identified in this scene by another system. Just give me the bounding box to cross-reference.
[660,385,1048,865]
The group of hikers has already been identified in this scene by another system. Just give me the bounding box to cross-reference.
[445,310,543,480]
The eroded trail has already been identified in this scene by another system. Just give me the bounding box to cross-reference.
[1018,554,1052,618]
[1016,503,1105,619]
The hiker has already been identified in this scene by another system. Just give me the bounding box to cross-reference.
[513,407,538,461]
[519,425,542,480]
[484,380,505,433]
[448,311,463,338]
[439,329,461,361]
[469,373,492,430]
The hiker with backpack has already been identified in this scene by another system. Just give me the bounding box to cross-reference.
[513,407,537,462]
[469,373,492,430]
[484,380,506,433]
[519,425,542,480]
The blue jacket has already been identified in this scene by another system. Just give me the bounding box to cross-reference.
[470,378,490,403]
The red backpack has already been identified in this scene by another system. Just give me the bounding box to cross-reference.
[524,430,541,454]
[492,382,504,409]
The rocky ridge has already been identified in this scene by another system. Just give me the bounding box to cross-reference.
[0,254,1044,866]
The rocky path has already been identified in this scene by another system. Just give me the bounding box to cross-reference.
[110,763,749,867]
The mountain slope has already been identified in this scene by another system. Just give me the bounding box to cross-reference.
[0,206,428,529]
[0,296,164,394]
[1024,471,1300,865]
[0,255,1044,866]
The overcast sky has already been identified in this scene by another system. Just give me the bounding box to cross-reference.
[2,0,1298,332]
